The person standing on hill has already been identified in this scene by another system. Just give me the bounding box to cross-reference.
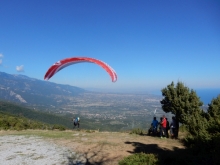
[160,115,167,138]
[158,117,163,134]
[170,116,177,139]
[73,117,80,129]
[165,118,170,138]
[151,117,159,135]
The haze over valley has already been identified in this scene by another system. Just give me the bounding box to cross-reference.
[0,71,214,131]
[0,71,169,131]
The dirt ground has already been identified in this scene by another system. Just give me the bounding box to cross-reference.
[0,130,186,165]
[50,131,186,165]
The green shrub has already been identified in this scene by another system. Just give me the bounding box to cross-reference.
[118,153,158,165]
[0,118,9,130]
[130,128,144,135]
[52,124,66,131]
[15,122,26,131]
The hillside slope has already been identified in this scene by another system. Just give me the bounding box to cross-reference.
[0,100,72,128]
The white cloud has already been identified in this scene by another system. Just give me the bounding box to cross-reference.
[16,65,24,72]
[0,53,3,65]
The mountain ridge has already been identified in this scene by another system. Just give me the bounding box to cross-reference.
[0,71,86,107]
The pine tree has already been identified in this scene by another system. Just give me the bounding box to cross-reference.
[160,81,210,140]
[207,95,220,134]
[206,95,220,163]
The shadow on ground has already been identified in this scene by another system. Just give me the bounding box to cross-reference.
[124,139,213,165]
[67,144,120,165]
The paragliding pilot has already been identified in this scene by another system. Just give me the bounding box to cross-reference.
[73,117,80,128]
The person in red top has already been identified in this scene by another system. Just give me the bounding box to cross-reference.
[160,115,167,138]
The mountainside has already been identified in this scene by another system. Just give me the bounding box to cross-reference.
[0,100,72,128]
[0,71,85,107]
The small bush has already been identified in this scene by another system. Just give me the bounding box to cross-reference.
[15,122,26,131]
[118,153,158,165]
[52,124,66,131]
[130,128,144,135]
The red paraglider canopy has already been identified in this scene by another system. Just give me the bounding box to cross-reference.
[44,57,117,82]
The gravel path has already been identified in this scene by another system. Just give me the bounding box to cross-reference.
[0,135,87,165]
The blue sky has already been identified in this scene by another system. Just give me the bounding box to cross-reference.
[0,0,220,93]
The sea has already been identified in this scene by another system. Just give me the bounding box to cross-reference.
[151,88,220,106]
[195,88,220,105]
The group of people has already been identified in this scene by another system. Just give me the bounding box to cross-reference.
[72,115,178,138]
[148,115,178,139]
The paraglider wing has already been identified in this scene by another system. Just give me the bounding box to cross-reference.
[44,57,117,82]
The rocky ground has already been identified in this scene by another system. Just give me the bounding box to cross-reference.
[0,135,86,165]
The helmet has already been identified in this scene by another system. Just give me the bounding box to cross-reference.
[77,117,80,121]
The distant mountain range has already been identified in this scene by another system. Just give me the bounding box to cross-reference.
[0,71,85,107]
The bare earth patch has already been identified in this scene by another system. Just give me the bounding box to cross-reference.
[0,130,185,165]
[49,131,185,165]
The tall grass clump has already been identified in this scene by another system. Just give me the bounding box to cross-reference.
[130,128,144,135]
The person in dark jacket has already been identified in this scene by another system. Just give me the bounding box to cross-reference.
[73,117,80,128]
[170,116,177,139]
[165,118,170,138]
[151,117,159,136]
